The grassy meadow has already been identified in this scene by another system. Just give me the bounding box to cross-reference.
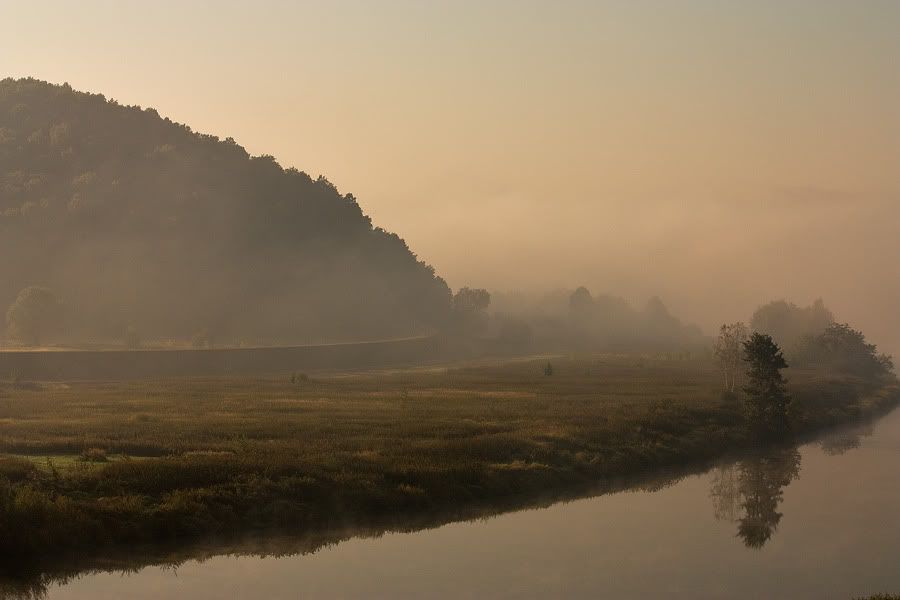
[0,354,897,570]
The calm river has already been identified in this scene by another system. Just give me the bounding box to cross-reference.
[33,408,900,599]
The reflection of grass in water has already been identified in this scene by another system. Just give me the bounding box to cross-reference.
[0,354,895,584]
[0,458,701,600]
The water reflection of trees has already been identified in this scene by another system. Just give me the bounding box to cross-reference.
[710,448,801,548]
[736,449,802,548]
[818,421,874,456]
[710,420,876,549]
[0,573,53,600]
[2,420,883,596]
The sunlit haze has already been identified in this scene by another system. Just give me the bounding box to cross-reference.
[3,0,898,350]
[3,6,900,598]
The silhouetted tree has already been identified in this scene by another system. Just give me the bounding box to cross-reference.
[452,287,490,314]
[568,286,593,317]
[743,332,791,438]
[450,287,491,336]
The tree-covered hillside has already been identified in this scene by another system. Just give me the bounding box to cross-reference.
[0,78,451,346]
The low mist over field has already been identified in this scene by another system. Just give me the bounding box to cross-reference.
[5,1,898,354]
[1,78,895,354]
[3,3,900,599]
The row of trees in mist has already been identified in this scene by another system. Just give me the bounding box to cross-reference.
[485,287,706,353]
[0,284,497,349]
[749,299,833,355]
[714,299,893,438]
[745,298,893,376]
[3,80,889,358]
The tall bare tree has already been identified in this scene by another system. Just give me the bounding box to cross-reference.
[713,322,749,392]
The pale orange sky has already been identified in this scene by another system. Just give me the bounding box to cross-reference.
[3,1,899,351]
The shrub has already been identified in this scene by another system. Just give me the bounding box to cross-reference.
[81,448,108,463]
[719,390,740,405]
[0,456,36,482]
[794,323,893,379]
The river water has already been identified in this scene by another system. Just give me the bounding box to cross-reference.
[36,408,900,599]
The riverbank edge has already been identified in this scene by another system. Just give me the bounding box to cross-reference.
[1,375,898,586]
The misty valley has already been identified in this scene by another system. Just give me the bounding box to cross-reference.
[0,357,897,599]
[1,73,899,600]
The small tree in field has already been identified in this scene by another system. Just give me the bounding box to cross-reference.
[450,287,491,336]
[743,332,791,438]
[452,287,491,314]
[713,322,749,392]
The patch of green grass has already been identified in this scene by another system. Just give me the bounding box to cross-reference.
[11,453,142,474]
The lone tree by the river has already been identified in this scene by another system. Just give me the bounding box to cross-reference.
[743,332,791,438]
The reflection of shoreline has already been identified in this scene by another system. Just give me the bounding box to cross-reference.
[710,420,877,549]
[1,464,699,600]
[1,413,893,599]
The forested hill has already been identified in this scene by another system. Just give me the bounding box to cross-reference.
[0,78,451,346]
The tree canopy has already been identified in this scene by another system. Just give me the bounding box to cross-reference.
[0,78,451,345]
[743,333,791,438]
[562,287,705,351]
[750,299,833,352]
[794,322,893,379]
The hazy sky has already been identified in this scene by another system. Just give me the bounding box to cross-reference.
[3,1,899,350]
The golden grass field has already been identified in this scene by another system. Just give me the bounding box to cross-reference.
[0,353,896,574]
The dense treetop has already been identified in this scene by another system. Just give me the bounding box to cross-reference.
[750,299,833,352]
[0,78,451,345]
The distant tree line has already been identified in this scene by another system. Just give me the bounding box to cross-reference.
[749,299,833,356]
[484,286,707,354]
[713,298,893,438]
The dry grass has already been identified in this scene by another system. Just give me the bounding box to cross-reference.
[0,353,895,570]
